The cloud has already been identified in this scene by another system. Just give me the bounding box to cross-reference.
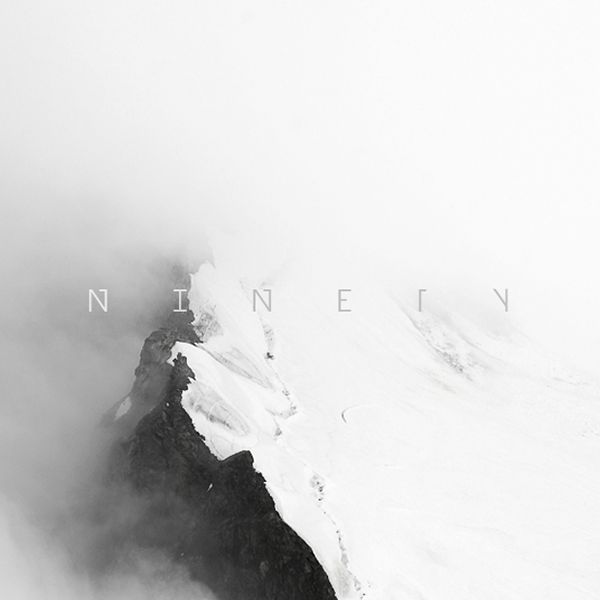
[0,493,216,600]
[1,1,600,597]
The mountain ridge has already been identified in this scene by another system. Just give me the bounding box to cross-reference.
[103,295,337,600]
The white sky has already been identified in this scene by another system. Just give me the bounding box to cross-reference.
[1,1,600,370]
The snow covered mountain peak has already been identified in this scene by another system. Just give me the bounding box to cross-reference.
[167,249,600,600]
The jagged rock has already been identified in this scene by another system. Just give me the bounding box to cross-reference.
[104,308,337,600]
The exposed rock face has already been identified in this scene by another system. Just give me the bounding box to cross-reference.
[105,309,337,600]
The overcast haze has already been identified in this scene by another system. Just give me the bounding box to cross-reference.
[1,1,600,598]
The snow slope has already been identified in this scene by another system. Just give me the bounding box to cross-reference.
[172,247,600,600]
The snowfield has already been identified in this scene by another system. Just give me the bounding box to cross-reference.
[169,248,600,600]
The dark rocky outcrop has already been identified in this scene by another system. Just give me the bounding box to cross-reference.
[102,294,337,600]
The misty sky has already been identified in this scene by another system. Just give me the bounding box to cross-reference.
[1,1,600,597]
[2,1,599,363]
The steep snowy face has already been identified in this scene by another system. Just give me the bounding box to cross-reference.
[171,262,355,597]
[177,254,600,600]
[107,307,337,600]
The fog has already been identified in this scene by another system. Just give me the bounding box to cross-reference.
[1,1,600,598]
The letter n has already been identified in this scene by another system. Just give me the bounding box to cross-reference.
[253,289,272,312]
[88,289,108,312]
